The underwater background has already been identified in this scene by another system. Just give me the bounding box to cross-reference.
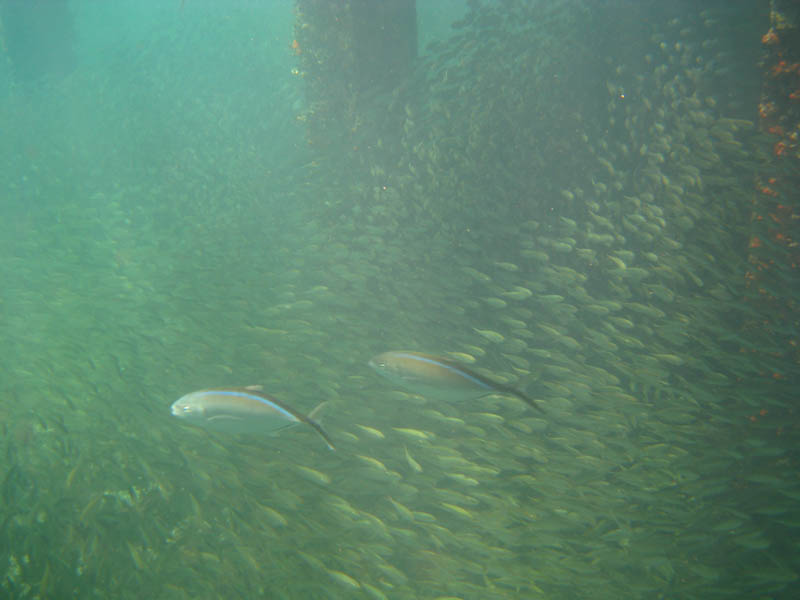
[1,1,798,598]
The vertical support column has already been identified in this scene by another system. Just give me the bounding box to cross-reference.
[292,0,417,147]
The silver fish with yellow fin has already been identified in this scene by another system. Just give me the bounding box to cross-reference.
[368,351,543,413]
[170,386,335,450]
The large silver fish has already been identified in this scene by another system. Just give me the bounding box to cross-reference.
[368,351,543,413]
[170,386,335,450]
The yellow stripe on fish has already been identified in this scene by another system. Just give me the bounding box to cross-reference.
[170,387,335,450]
[368,351,543,413]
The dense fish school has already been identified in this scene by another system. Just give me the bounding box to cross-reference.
[1,1,798,599]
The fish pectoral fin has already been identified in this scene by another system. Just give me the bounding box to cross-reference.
[271,423,297,433]
[243,385,264,391]
[207,415,246,423]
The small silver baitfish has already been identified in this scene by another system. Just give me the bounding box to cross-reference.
[368,351,543,413]
[170,386,335,450]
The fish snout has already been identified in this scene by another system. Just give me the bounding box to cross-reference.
[170,399,195,418]
[368,354,388,371]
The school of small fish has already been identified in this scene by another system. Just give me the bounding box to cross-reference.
[1,2,798,599]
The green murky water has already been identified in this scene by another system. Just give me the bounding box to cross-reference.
[1,1,798,598]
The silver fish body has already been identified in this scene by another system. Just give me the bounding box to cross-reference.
[368,351,543,413]
[170,387,335,450]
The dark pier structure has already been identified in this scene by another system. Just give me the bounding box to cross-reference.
[292,0,418,147]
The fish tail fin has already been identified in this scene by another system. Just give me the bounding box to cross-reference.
[483,386,545,414]
[511,389,545,414]
[305,402,336,451]
[309,419,336,451]
[308,401,328,422]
